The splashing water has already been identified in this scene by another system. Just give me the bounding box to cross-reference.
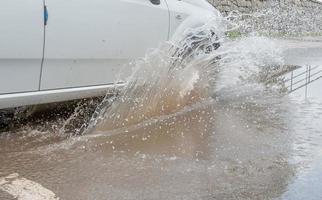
[0,11,290,140]
[85,14,286,134]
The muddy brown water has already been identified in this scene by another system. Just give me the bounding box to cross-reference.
[0,39,322,200]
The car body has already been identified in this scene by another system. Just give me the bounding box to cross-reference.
[0,0,220,110]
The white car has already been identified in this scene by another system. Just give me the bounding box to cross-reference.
[0,0,219,110]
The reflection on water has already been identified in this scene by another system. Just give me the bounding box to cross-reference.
[279,98,322,200]
[0,92,296,200]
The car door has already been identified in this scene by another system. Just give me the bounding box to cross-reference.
[41,0,169,90]
[0,0,44,94]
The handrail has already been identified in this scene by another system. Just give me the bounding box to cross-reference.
[288,76,322,93]
[286,70,322,88]
[284,65,322,96]
[284,66,320,82]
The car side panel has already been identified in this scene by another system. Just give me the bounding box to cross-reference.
[41,0,169,90]
[0,0,44,94]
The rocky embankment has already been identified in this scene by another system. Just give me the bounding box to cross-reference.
[208,0,322,35]
[208,0,322,13]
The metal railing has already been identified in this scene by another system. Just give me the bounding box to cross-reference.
[284,65,322,96]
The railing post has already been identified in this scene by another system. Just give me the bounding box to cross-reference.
[305,66,308,99]
[309,65,311,82]
[290,71,293,92]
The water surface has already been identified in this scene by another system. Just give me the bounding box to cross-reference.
[1,38,322,200]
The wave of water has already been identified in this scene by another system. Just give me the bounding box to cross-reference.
[86,15,287,134]
[0,11,291,143]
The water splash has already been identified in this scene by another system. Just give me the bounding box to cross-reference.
[0,10,291,142]
[85,15,287,134]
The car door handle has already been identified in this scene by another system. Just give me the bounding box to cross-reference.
[44,5,49,26]
[150,0,160,5]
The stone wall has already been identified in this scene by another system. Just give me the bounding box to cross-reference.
[207,0,266,13]
[207,0,322,35]
[208,0,322,14]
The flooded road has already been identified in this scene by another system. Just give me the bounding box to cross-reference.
[1,38,322,200]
